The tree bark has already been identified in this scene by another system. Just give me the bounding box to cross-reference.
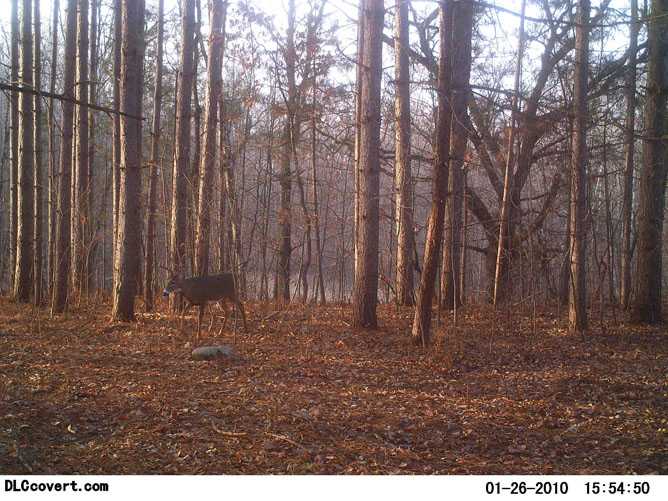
[195,0,227,276]
[620,0,639,309]
[72,0,89,297]
[440,0,473,310]
[112,0,145,321]
[51,0,78,314]
[351,0,384,328]
[394,0,414,306]
[568,0,590,333]
[111,0,121,283]
[631,0,668,324]
[144,0,164,311]
[9,0,19,290]
[33,0,43,304]
[46,0,59,297]
[411,1,453,345]
[14,0,35,303]
[88,0,99,291]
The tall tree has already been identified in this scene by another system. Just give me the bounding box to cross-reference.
[88,0,99,289]
[144,0,164,311]
[111,0,122,276]
[394,0,414,306]
[33,0,43,304]
[112,0,145,321]
[411,0,453,344]
[14,0,35,303]
[631,0,668,324]
[276,0,297,302]
[51,0,78,314]
[620,0,640,308]
[9,0,19,289]
[170,0,196,297]
[568,0,590,333]
[195,0,227,276]
[46,0,59,295]
[351,0,384,328]
[73,0,90,295]
[441,0,474,310]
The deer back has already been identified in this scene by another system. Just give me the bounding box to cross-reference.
[181,273,237,304]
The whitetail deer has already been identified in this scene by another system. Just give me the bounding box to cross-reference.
[163,273,248,340]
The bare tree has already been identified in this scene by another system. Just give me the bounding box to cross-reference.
[394,0,414,306]
[145,0,164,311]
[33,0,43,304]
[620,0,639,309]
[170,0,196,298]
[631,0,668,324]
[195,0,227,276]
[411,0,453,344]
[9,0,19,289]
[111,0,121,274]
[351,0,384,328]
[568,0,590,333]
[52,0,78,314]
[112,0,145,321]
[14,0,34,303]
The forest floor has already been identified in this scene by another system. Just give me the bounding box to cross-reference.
[0,296,666,474]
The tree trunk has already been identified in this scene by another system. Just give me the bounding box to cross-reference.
[195,0,226,276]
[631,0,668,324]
[33,0,43,304]
[568,0,590,333]
[144,0,164,311]
[170,0,196,306]
[51,0,78,314]
[14,0,35,303]
[112,0,145,321]
[393,0,414,306]
[72,0,89,297]
[46,0,59,297]
[411,0,453,344]
[493,0,526,306]
[351,0,384,328]
[440,0,473,311]
[620,0,639,309]
[88,0,99,291]
[9,0,19,290]
[111,0,121,282]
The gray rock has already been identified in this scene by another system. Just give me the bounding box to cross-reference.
[191,345,237,361]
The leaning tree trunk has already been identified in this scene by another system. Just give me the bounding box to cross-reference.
[440,0,473,311]
[33,0,43,304]
[14,0,35,303]
[194,0,226,277]
[9,0,19,290]
[393,0,415,306]
[351,0,384,328]
[111,0,145,321]
[73,0,89,297]
[411,0,453,345]
[170,0,196,308]
[631,0,668,324]
[144,0,164,311]
[620,0,639,309]
[51,0,78,314]
[568,0,590,333]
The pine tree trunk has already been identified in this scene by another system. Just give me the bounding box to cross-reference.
[111,0,121,283]
[72,0,89,297]
[411,0,453,344]
[170,0,196,307]
[33,0,43,304]
[112,0,145,322]
[14,0,35,303]
[631,0,668,324]
[9,0,19,290]
[195,0,226,276]
[145,0,164,311]
[393,0,414,306]
[88,0,98,291]
[568,0,590,333]
[351,0,384,328]
[46,0,59,298]
[620,0,639,309]
[51,0,78,314]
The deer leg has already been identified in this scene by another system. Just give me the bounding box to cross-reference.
[197,304,205,343]
[235,299,248,332]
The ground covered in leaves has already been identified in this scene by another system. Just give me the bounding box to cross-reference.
[0,296,666,474]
